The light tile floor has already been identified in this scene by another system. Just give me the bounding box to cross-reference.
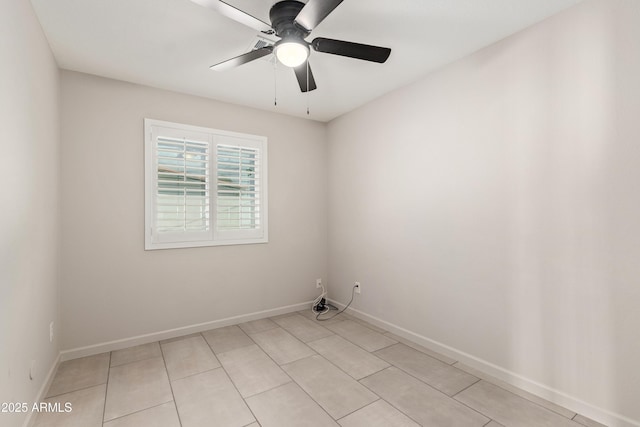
[35,311,607,427]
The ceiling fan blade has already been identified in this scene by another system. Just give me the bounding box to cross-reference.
[293,61,317,92]
[210,46,273,71]
[294,0,343,32]
[312,37,391,63]
[190,0,273,34]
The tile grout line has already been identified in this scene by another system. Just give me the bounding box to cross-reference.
[203,324,255,356]
[357,366,391,383]
[109,342,163,369]
[371,344,482,399]
[110,354,160,369]
[102,400,176,425]
[254,320,321,358]
[326,330,396,354]
[359,365,492,424]
[383,331,459,365]
[44,381,108,400]
[362,346,585,427]
[240,379,295,400]
[371,344,576,425]
[333,398,382,422]
[272,314,338,344]
[237,318,281,336]
[169,366,222,383]
[451,378,483,397]
[356,364,463,426]
[302,332,398,404]
[294,342,389,384]
[159,338,184,427]
[102,352,171,422]
[159,332,203,345]
[161,331,220,375]
[350,317,391,335]
[240,327,339,424]
[267,326,393,423]
[202,329,261,425]
[304,333,338,347]
[451,361,579,421]
[264,316,391,385]
[376,396,430,426]
[451,383,513,424]
[247,327,320,366]
[323,319,399,353]
[101,352,112,425]
[341,379,426,427]
[374,342,453,370]
[272,314,336,343]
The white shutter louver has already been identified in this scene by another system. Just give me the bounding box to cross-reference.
[156,136,210,234]
[216,144,261,231]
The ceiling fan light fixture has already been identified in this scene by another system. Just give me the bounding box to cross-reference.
[275,40,309,68]
[201,0,391,93]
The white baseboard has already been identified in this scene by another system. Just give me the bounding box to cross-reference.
[327,298,639,427]
[60,300,313,362]
[23,352,61,427]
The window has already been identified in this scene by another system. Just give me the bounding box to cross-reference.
[144,119,268,250]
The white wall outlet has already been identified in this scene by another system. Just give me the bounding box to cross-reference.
[316,278,322,288]
[354,281,361,294]
[49,321,54,343]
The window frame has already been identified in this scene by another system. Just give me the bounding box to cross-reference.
[144,119,268,250]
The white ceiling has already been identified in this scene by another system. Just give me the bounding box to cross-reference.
[31,0,582,122]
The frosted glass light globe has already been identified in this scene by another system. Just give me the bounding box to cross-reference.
[275,41,309,68]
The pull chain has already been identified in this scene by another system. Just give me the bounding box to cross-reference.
[273,57,278,107]
[306,60,310,115]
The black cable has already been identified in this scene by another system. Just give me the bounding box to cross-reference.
[316,285,356,321]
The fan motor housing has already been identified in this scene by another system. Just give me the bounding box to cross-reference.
[269,0,309,38]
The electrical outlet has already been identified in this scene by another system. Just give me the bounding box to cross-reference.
[49,321,54,343]
[354,281,361,294]
[316,278,322,289]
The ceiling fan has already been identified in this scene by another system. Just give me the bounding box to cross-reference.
[190,0,392,92]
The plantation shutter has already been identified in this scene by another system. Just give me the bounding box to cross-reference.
[215,138,265,241]
[145,119,267,250]
[150,126,212,244]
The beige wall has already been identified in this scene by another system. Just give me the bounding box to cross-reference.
[327,1,639,425]
[59,71,328,350]
[0,0,60,426]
